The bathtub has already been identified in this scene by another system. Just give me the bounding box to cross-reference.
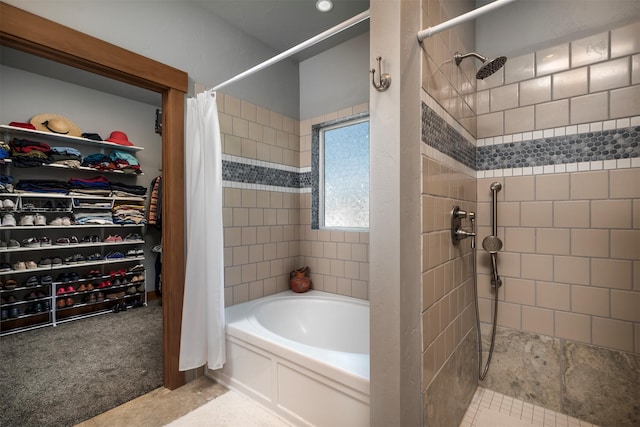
[209,290,370,426]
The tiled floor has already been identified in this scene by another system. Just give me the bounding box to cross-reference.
[460,387,599,427]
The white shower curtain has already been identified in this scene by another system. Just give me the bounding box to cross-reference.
[179,90,225,371]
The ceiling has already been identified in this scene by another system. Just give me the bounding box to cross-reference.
[194,0,370,61]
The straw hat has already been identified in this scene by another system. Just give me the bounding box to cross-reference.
[30,114,82,137]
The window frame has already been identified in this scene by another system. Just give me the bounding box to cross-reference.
[311,112,370,231]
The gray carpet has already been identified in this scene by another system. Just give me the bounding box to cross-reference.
[0,299,163,427]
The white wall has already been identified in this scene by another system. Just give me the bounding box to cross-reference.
[476,0,640,58]
[3,0,300,118]
[299,32,370,120]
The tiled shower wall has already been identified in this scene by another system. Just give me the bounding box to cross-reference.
[217,93,370,305]
[472,20,640,427]
[420,0,479,425]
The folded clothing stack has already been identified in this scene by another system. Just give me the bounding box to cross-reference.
[112,204,146,225]
[110,181,147,197]
[10,138,52,167]
[68,176,111,196]
[15,179,69,193]
[50,146,82,168]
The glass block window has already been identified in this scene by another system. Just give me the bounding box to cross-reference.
[312,113,369,230]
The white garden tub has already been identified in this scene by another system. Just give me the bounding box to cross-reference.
[209,290,370,426]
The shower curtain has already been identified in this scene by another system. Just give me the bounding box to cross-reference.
[179,90,225,371]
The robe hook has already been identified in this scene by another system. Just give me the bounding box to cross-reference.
[370,56,391,92]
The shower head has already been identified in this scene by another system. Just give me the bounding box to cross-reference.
[482,235,503,254]
[454,51,507,80]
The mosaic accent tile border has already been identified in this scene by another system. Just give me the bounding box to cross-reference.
[421,102,477,171]
[477,126,640,171]
[221,155,311,190]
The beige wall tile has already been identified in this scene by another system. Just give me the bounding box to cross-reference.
[521,201,553,227]
[505,176,535,201]
[522,306,554,336]
[571,171,609,200]
[496,251,521,278]
[571,285,609,317]
[536,174,570,200]
[611,230,640,260]
[478,178,505,202]
[611,21,640,58]
[505,277,536,305]
[610,169,640,199]
[591,200,632,228]
[553,68,588,100]
[504,106,535,134]
[571,229,609,258]
[610,290,640,322]
[520,76,551,106]
[535,99,569,129]
[570,92,609,124]
[592,317,634,352]
[536,44,570,76]
[634,200,640,229]
[590,57,630,92]
[636,324,640,354]
[477,111,504,138]
[521,254,553,281]
[554,200,590,228]
[555,311,591,343]
[554,255,590,285]
[497,202,521,227]
[610,85,640,118]
[497,302,521,329]
[537,281,570,310]
[537,228,571,255]
[505,227,536,252]
[491,83,519,111]
[591,258,633,290]
[633,54,640,85]
[572,31,609,67]
[477,90,490,115]
[505,53,535,84]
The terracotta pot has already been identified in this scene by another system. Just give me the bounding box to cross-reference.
[290,267,311,293]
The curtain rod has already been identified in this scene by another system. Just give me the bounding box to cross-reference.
[209,9,370,92]
[417,0,518,42]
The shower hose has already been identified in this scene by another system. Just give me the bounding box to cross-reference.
[470,215,499,381]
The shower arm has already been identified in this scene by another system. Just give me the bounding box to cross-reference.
[417,0,519,42]
[455,52,488,66]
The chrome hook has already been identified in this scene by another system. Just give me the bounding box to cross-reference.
[370,56,391,92]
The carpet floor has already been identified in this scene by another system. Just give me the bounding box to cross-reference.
[0,299,162,427]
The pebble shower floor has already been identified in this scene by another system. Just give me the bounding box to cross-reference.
[460,387,599,427]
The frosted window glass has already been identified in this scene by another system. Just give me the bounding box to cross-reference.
[322,120,369,229]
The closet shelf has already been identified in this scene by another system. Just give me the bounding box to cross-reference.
[3,240,144,254]
[0,256,145,276]
[0,125,144,152]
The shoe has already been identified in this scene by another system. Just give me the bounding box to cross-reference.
[126,249,137,257]
[7,239,19,249]
[84,294,97,304]
[64,256,76,265]
[25,291,38,300]
[72,254,85,263]
[69,272,80,282]
[86,283,95,291]
[34,214,46,226]
[55,237,70,245]
[51,257,63,266]
[65,297,74,307]
[0,241,6,251]
[136,283,145,293]
[129,264,144,272]
[86,253,103,262]
[49,217,63,226]
[9,307,21,318]
[124,233,142,241]
[1,309,8,320]
[22,237,40,248]
[96,292,105,302]
[105,252,124,260]
[2,199,15,209]
[126,286,137,295]
[25,276,39,287]
[77,284,87,292]
[2,213,16,226]
[69,236,79,245]
[4,279,17,289]
[38,258,52,267]
[135,249,144,256]
[40,275,53,285]
[56,299,66,309]
[13,261,26,270]
[39,236,51,246]
[56,287,66,296]
[25,261,38,269]
[0,263,12,272]
[66,286,76,293]
[61,217,72,226]
[19,215,35,226]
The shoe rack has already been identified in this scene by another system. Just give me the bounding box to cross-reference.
[0,126,149,336]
